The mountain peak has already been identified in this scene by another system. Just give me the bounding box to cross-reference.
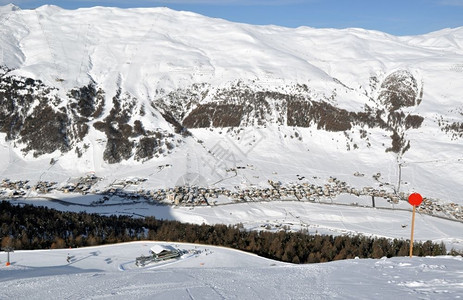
[0,3,20,12]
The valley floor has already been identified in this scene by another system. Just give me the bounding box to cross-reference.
[8,194,463,252]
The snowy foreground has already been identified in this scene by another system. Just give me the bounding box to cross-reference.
[1,241,462,299]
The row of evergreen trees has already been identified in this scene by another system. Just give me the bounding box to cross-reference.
[0,201,448,264]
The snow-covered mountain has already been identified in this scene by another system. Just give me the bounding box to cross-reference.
[0,4,462,205]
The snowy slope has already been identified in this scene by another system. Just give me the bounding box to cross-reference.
[0,5,462,206]
[1,5,460,98]
[1,241,463,299]
[0,6,460,105]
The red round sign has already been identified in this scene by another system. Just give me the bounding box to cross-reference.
[408,193,423,206]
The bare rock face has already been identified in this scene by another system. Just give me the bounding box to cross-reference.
[378,70,422,112]
[375,70,424,154]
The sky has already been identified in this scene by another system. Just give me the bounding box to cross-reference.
[1,0,463,36]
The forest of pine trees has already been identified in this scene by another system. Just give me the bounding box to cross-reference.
[0,201,448,264]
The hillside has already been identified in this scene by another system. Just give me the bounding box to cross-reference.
[0,4,462,206]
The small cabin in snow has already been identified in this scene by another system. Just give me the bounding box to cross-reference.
[150,244,180,260]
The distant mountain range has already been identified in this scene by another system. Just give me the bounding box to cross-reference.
[0,4,462,204]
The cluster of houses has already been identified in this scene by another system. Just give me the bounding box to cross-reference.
[0,179,29,197]
[58,174,101,194]
[1,175,461,222]
[418,198,463,221]
[266,177,401,203]
[95,177,462,222]
[0,179,58,196]
[35,181,58,194]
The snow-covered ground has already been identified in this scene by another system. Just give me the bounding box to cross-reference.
[1,241,462,299]
[1,5,463,297]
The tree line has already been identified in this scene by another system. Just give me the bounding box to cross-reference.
[0,201,449,264]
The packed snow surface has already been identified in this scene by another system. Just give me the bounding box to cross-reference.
[1,242,463,299]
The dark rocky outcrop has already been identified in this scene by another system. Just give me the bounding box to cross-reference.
[0,74,71,156]
[19,105,70,157]
[0,67,428,161]
[377,70,423,154]
[183,104,244,128]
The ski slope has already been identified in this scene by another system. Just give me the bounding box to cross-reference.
[1,241,462,299]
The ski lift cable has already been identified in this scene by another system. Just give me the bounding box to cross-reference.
[401,157,463,166]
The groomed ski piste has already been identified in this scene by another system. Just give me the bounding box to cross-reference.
[1,241,463,299]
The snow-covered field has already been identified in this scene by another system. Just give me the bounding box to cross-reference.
[1,241,463,299]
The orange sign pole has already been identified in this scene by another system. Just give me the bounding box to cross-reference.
[408,193,423,258]
[409,205,416,258]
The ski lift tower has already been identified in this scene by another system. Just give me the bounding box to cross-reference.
[2,247,14,266]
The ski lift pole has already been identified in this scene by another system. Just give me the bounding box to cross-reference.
[408,193,423,258]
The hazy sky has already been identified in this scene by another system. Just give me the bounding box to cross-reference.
[3,0,463,36]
